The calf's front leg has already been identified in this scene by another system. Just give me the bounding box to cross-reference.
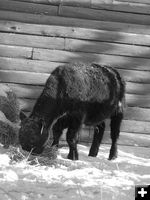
[66,127,79,160]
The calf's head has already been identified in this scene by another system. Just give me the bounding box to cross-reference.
[19,114,49,154]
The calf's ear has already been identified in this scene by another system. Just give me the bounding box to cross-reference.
[20,111,27,121]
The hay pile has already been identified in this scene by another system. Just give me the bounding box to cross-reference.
[0,83,20,148]
[0,111,19,148]
[8,143,58,166]
[0,83,20,123]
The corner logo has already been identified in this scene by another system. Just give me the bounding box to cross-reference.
[135,185,150,200]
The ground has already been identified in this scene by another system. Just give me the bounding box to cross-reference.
[0,144,149,200]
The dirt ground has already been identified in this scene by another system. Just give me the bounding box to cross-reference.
[0,144,149,200]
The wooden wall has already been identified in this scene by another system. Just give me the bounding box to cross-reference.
[0,0,150,147]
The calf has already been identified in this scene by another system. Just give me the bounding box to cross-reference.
[19,63,125,160]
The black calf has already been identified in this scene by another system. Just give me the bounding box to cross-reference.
[19,63,125,160]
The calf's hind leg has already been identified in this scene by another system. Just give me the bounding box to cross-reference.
[109,108,123,160]
[88,121,105,157]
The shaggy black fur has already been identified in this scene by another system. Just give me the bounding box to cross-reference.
[19,63,125,160]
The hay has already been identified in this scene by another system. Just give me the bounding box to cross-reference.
[8,144,58,166]
[0,83,20,123]
[0,120,19,148]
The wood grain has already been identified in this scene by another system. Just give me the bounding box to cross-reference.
[59,5,150,25]
[0,57,61,73]
[1,54,150,72]
[0,32,65,50]
[1,10,150,33]
[117,0,150,4]
[8,0,91,7]
[0,70,49,85]
[1,21,150,46]
[33,49,150,71]
[0,0,58,16]
[7,0,150,15]
[92,0,150,14]
[65,38,150,59]
[0,44,32,59]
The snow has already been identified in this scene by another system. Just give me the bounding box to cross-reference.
[0,144,149,200]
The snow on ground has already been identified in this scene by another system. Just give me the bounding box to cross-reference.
[0,144,149,200]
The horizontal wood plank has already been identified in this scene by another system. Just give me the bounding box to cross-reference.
[1,55,150,73]
[0,0,58,16]
[92,0,150,14]
[7,0,150,15]
[33,49,150,72]
[8,0,150,8]
[126,82,150,95]
[2,32,150,59]
[2,21,150,46]
[0,57,61,73]
[0,32,65,50]
[1,10,150,34]
[0,70,49,85]
[65,38,150,59]
[117,0,150,4]
[8,0,92,8]
[0,44,32,59]
[8,0,61,5]
[2,32,150,60]
[59,5,150,25]
[124,107,150,122]
[119,69,150,84]
[61,0,91,7]
[126,94,150,108]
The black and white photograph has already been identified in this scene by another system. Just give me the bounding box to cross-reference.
[0,0,149,199]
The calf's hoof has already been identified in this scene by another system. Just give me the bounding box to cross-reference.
[108,151,118,160]
[67,151,78,160]
[88,147,98,157]
[88,152,98,157]
[108,154,117,160]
